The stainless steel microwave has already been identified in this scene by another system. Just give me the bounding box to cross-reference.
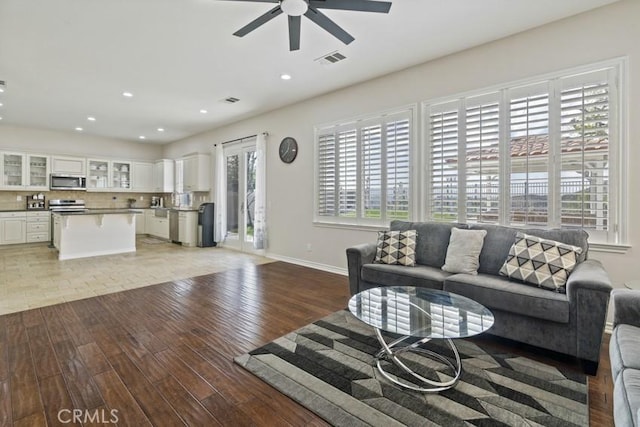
[50,174,87,190]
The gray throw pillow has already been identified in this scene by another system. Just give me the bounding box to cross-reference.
[442,228,487,275]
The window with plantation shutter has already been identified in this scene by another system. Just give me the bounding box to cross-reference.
[508,87,550,226]
[424,60,625,245]
[559,73,610,238]
[315,109,414,226]
[465,96,500,223]
[428,105,459,221]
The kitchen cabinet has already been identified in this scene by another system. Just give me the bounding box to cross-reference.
[87,159,132,191]
[145,209,169,239]
[182,153,210,192]
[132,162,154,192]
[154,159,174,193]
[26,154,50,190]
[136,209,148,234]
[0,212,27,245]
[1,152,26,189]
[178,211,198,247]
[51,155,85,175]
[26,211,50,242]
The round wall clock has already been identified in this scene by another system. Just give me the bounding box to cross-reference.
[279,137,298,164]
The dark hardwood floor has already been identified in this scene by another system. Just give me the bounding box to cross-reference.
[0,262,613,426]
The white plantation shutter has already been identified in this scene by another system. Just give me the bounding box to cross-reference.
[362,125,382,219]
[508,85,550,226]
[315,109,413,225]
[386,118,410,220]
[465,95,500,223]
[338,129,358,217]
[424,60,623,244]
[559,71,611,236]
[428,104,459,221]
[317,133,336,217]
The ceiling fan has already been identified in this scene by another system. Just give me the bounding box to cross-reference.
[230,0,392,51]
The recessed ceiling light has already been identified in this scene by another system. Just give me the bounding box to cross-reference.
[75,127,83,131]
[139,136,146,140]
[87,116,96,121]
[200,109,208,114]
[157,128,165,132]
[0,117,3,120]
[280,74,292,80]
[122,91,133,98]
[0,103,3,107]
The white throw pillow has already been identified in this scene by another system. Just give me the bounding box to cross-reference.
[441,228,487,275]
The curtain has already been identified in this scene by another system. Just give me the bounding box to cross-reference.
[253,133,267,249]
[214,143,226,243]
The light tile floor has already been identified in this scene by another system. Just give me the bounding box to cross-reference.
[0,237,274,315]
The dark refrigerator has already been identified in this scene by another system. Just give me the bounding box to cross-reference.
[197,203,216,247]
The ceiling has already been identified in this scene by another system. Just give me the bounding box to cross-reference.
[0,0,618,145]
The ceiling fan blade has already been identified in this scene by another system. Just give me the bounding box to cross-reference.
[233,5,283,37]
[288,15,301,51]
[304,6,354,45]
[309,0,391,13]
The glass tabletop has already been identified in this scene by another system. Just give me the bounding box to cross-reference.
[348,286,494,339]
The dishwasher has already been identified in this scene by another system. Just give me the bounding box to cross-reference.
[169,209,180,243]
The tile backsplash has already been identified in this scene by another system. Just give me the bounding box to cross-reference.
[0,190,168,211]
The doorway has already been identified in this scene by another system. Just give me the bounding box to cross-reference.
[223,141,257,252]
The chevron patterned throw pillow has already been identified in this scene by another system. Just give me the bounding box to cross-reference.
[374,230,417,266]
[499,232,583,292]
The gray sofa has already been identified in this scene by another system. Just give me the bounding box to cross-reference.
[610,289,640,426]
[346,221,613,374]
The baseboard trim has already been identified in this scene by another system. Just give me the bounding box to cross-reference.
[266,253,348,276]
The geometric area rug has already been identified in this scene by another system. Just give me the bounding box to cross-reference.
[235,310,588,427]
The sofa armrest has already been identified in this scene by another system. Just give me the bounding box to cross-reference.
[565,259,612,363]
[346,243,377,296]
[611,288,640,329]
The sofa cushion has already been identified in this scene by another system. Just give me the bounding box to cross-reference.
[442,228,487,275]
[611,324,640,381]
[499,232,582,291]
[361,263,449,290]
[374,230,417,266]
[390,220,467,268]
[468,224,589,276]
[614,368,640,427]
[443,273,570,323]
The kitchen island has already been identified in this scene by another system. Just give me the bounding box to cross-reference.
[52,209,142,260]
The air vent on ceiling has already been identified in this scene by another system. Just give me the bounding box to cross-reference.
[0,80,5,88]
[224,97,240,104]
[315,51,347,66]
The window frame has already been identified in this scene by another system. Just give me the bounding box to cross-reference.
[421,58,628,247]
[313,106,418,228]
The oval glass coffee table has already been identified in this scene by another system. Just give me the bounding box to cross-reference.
[348,286,494,392]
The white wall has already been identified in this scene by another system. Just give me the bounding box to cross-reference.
[164,0,639,287]
[0,124,162,160]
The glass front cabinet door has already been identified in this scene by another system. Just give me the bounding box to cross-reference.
[26,154,50,190]
[112,161,132,190]
[87,159,110,190]
[1,152,26,189]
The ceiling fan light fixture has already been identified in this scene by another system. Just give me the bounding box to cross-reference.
[280,0,308,17]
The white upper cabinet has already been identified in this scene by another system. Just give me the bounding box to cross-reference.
[1,152,26,189]
[51,155,86,175]
[154,159,174,193]
[132,162,154,192]
[182,153,210,192]
[112,161,132,190]
[26,154,50,190]
[87,159,110,190]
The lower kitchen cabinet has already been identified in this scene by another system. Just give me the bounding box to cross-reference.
[178,211,197,247]
[144,210,169,240]
[0,212,27,245]
[26,211,50,242]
